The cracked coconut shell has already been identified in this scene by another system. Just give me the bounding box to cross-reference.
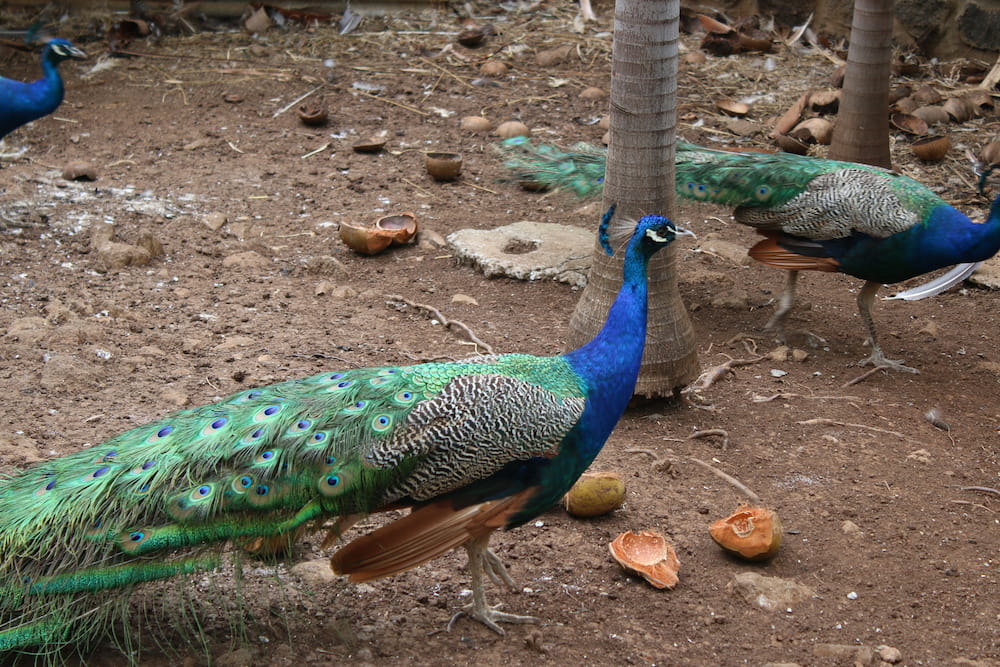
[709,506,782,561]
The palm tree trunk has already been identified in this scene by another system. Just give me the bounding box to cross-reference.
[566,0,698,398]
[828,0,894,168]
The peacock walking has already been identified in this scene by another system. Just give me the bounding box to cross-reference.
[0,38,86,158]
[500,137,1000,372]
[0,208,684,660]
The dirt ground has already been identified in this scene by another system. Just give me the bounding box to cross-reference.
[0,2,998,665]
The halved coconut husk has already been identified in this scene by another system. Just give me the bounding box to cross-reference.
[375,213,418,244]
[339,222,394,255]
[609,530,680,589]
[709,506,782,561]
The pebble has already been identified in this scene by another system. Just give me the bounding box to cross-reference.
[451,293,479,306]
[61,161,98,181]
[202,212,228,231]
[727,572,814,612]
[877,645,903,664]
[289,559,336,585]
[222,250,270,270]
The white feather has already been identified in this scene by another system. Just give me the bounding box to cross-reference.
[885,262,980,301]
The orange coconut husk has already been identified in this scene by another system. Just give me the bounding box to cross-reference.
[609,530,680,589]
[709,506,782,561]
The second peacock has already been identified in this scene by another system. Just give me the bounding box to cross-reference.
[501,138,1000,372]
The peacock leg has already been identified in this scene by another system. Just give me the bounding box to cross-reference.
[763,270,798,341]
[451,535,538,635]
[856,280,919,373]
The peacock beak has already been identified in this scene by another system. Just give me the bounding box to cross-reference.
[672,225,696,240]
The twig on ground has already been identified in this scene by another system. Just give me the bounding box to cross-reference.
[797,417,931,447]
[960,486,1000,497]
[688,457,762,504]
[687,354,766,391]
[752,392,862,403]
[841,365,887,387]
[626,448,761,502]
[384,294,494,355]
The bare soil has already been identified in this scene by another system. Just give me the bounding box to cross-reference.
[0,3,998,666]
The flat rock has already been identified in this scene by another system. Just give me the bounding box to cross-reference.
[727,571,814,611]
[447,221,593,287]
[968,255,1000,289]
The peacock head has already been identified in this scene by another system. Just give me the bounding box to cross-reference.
[44,38,86,63]
[598,204,694,257]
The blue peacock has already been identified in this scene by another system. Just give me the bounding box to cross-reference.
[0,207,684,659]
[500,137,1000,372]
[0,38,86,157]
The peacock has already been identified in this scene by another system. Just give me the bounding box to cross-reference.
[0,207,685,660]
[0,38,86,157]
[501,137,1000,372]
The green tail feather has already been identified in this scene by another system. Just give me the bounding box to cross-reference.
[0,354,585,658]
[498,137,944,217]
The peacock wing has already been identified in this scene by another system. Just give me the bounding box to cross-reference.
[368,369,587,504]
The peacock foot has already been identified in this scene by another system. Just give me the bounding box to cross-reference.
[858,349,919,374]
[449,602,539,635]
[481,547,517,588]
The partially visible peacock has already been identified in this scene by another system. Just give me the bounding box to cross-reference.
[0,207,685,660]
[0,38,86,157]
[501,137,1000,372]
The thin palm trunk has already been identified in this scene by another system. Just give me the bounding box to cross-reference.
[828,0,894,167]
[566,0,698,398]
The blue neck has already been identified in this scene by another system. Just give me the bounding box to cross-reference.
[39,47,66,109]
[562,244,651,456]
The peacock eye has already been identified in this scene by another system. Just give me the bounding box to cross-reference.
[156,425,173,438]
[312,432,326,442]
[129,531,144,542]
[251,429,263,439]
[142,460,157,470]
[324,456,336,465]
[256,485,270,496]
[263,405,279,416]
[325,475,340,487]
[240,476,252,488]
[210,417,227,430]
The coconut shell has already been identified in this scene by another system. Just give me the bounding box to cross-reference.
[564,472,625,517]
[609,530,680,589]
[709,506,782,561]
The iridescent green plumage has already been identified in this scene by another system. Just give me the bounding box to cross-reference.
[0,210,685,660]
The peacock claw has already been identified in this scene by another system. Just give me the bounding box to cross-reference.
[481,547,517,589]
[858,350,920,374]
[449,603,539,635]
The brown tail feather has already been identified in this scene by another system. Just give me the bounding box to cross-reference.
[330,490,535,582]
[748,233,840,272]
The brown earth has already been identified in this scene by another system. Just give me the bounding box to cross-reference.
[0,3,998,666]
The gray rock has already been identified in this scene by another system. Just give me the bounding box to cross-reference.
[447,221,593,287]
[727,571,814,611]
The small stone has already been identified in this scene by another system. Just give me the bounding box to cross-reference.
[95,242,152,272]
[62,161,98,181]
[791,348,809,362]
[137,230,164,259]
[770,369,787,377]
[222,251,270,270]
[769,345,789,362]
[418,228,448,249]
[579,86,607,99]
[841,519,863,536]
[918,319,939,336]
[727,572,814,612]
[215,335,254,350]
[203,212,228,231]
[332,285,358,299]
[290,559,336,585]
[302,255,346,277]
[877,645,903,664]
[907,448,932,463]
[814,644,874,666]
[536,44,574,67]
[451,293,479,306]
[315,280,335,296]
